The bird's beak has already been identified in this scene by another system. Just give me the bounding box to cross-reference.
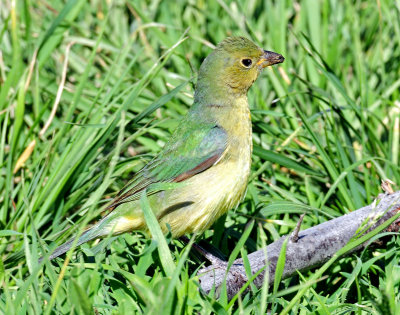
[257,50,285,68]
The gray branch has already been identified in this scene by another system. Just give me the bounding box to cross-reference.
[198,192,400,298]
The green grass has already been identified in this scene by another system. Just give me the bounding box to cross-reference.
[1,0,400,313]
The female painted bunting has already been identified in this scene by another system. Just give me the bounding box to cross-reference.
[44,37,284,261]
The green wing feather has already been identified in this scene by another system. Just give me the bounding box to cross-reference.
[41,119,228,261]
[108,119,228,209]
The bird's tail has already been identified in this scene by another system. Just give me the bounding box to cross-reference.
[39,212,144,263]
[39,226,101,263]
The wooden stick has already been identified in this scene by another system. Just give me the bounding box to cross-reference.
[198,192,400,299]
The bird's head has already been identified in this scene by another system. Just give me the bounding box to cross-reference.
[195,37,284,103]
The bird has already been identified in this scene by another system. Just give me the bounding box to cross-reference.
[43,36,284,261]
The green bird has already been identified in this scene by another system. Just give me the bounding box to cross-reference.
[44,37,284,261]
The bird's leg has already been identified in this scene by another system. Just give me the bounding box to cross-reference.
[179,235,227,266]
[179,236,246,283]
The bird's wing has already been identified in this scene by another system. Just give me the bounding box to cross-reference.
[107,121,228,209]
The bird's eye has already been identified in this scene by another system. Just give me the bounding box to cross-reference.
[241,58,252,67]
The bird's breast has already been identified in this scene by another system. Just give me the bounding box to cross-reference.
[159,102,253,236]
